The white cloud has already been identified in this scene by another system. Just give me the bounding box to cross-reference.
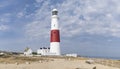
[25,0,51,40]
[0,13,11,23]
[58,0,120,37]
[25,0,120,40]
[0,25,9,31]
[17,12,24,18]
[0,13,11,31]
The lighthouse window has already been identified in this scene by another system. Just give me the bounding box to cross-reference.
[54,24,55,27]
[52,11,58,15]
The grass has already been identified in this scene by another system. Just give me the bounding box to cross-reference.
[0,55,50,64]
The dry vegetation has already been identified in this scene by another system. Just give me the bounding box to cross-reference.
[91,58,120,68]
[0,55,50,64]
[0,55,120,68]
[0,55,88,64]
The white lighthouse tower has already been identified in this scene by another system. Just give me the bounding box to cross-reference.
[50,9,61,55]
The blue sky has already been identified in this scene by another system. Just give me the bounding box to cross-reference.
[0,0,120,57]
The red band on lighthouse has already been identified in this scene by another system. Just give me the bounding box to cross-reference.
[50,30,60,42]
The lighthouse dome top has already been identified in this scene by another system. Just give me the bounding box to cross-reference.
[52,9,58,11]
[52,9,58,15]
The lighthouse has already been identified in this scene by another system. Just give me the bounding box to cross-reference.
[50,9,61,55]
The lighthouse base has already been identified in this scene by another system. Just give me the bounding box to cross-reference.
[50,42,60,55]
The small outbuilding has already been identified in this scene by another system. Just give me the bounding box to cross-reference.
[24,47,32,56]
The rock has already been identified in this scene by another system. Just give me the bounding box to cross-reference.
[39,60,43,63]
[86,60,94,64]
[15,62,19,65]
[93,66,96,69]
[25,62,30,64]
[75,68,80,69]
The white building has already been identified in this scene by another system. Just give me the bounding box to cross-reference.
[37,47,50,55]
[66,53,77,57]
[24,47,33,56]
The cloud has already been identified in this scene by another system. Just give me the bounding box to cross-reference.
[58,0,120,37]
[0,13,11,23]
[25,0,120,40]
[0,25,9,31]
[17,12,25,18]
[25,0,51,40]
[0,13,10,31]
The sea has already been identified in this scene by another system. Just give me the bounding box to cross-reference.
[79,55,120,60]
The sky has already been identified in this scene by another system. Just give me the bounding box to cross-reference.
[0,0,120,58]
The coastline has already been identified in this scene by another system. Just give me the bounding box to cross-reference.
[79,55,120,60]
